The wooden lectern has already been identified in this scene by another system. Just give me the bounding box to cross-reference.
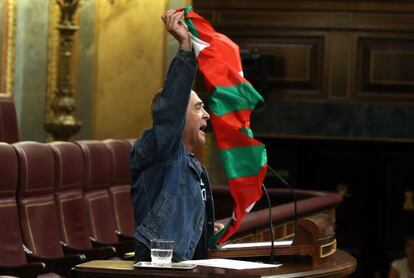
[209,213,337,266]
[71,208,357,277]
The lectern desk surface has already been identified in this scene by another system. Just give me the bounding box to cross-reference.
[71,249,356,278]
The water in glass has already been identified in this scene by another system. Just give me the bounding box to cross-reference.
[150,239,173,266]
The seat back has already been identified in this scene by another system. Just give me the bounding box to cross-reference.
[76,140,118,243]
[0,143,27,266]
[104,139,134,236]
[13,142,64,258]
[0,98,19,143]
[50,141,92,250]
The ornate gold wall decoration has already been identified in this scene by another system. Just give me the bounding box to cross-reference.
[0,0,16,98]
[45,0,60,129]
[45,0,81,141]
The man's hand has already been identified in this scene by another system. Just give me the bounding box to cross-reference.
[161,9,192,51]
[214,222,225,233]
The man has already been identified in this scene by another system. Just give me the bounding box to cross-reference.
[129,9,222,262]
[389,234,414,278]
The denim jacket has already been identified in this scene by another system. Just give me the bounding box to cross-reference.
[129,50,215,261]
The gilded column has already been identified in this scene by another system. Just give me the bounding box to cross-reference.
[0,0,16,97]
[45,0,81,141]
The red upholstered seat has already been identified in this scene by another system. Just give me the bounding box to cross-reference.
[13,142,84,276]
[50,142,116,260]
[76,140,134,256]
[0,143,62,278]
[103,139,134,237]
[76,140,118,243]
[0,143,28,266]
[14,142,63,258]
[50,142,91,250]
[0,98,19,143]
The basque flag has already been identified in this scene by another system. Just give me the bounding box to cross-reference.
[182,7,268,246]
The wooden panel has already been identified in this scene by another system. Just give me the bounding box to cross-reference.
[356,38,414,98]
[218,11,330,30]
[354,13,414,32]
[217,11,414,32]
[327,33,353,98]
[197,3,414,32]
[236,37,324,99]
[195,0,414,104]
[196,0,414,14]
[371,51,414,85]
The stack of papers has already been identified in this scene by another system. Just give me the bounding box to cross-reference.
[182,258,281,270]
[220,241,292,249]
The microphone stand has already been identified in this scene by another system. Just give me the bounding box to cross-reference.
[261,183,276,263]
[267,165,298,237]
[262,165,298,264]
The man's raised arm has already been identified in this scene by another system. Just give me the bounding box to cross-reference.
[133,10,197,164]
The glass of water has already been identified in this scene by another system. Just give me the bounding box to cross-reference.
[150,239,173,266]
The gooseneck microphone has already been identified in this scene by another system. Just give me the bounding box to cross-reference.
[262,165,298,263]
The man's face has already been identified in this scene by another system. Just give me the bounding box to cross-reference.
[183,91,210,152]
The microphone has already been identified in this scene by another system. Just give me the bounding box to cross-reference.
[262,165,298,263]
[261,183,276,263]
